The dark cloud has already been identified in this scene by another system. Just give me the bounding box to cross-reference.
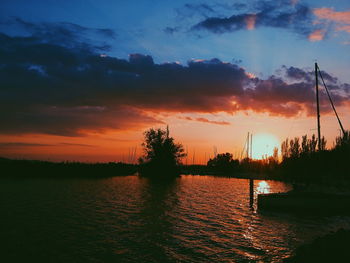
[164,26,181,35]
[0,22,349,136]
[284,66,313,82]
[0,103,160,136]
[166,3,244,35]
[341,83,350,94]
[175,3,217,20]
[189,0,320,38]
[182,3,216,17]
[235,72,348,117]
[0,17,116,51]
[282,65,340,92]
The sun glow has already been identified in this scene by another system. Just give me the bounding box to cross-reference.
[257,181,270,194]
[251,133,280,160]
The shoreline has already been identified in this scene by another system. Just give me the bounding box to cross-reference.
[2,158,350,190]
[284,229,350,262]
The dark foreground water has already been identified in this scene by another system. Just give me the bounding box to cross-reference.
[1,175,350,262]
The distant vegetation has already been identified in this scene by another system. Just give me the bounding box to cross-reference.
[192,152,278,178]
[0,157,137,178]
[207,153,239,173]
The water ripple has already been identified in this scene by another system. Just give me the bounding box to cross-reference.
[1,176,350,262]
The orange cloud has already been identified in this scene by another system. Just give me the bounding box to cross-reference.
[308,29,325,41]
[195,117,230,125]
[337,25,350,33]
[179,116,230,125]
[245,71,257,79]
[313,7,350,33]
[314,8,350,24]
[245,14,257,30]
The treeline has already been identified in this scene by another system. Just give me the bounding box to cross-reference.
[281,134,324,159]
[186,131,350,181]
[279,131,350,181]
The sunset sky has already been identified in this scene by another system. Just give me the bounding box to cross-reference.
[0,0,349,163]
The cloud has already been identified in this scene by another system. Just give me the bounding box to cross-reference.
[0,103,161,136]
[308,29,326,41]
[314,8,350,24]
[175,3,217,20]
[190,0,316,37]
[179,116,230,125]
[0,17,116,50]
[195,117,230,125]
[176,1,350,41]
[283,65,338,84]
[0,21,349,136]
[58,143,96,147]
[313,8,350,33]
[0,142,53,147]
[0,142,96,148]
[164,26,181,35]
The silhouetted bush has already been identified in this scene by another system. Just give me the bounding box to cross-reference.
[207,153,239,174]
[138,127,186,178]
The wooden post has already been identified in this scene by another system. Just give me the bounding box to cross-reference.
[249,179,254,208]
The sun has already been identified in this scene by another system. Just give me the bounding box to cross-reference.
[251,133,280,160]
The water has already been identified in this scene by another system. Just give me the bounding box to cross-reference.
[1,175,350,262]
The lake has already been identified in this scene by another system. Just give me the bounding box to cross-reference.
[1,175,350,262]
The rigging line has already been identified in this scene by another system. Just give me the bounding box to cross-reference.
[241,136,247,160]
[316,65,346,135]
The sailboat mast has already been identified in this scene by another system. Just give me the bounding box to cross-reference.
[315,62,322,151]
[250,133,253,159]
[247,132,250,159]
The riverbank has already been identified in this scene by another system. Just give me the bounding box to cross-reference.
[284,229,350,262]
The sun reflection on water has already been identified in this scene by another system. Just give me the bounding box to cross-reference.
[257,181,270,194]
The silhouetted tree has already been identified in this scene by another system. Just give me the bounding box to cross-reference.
[301,135,310,154]
[289,137,300,158]
[309,134,318,153]
[272,147,279,163]
[335,131,350,149]
[279,132,349,181]
[282,134,326,160]
[281,138,289,160]
[138,127,186,177]
[319,136,327,151]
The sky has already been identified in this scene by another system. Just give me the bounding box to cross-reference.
[0,0,349,163]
